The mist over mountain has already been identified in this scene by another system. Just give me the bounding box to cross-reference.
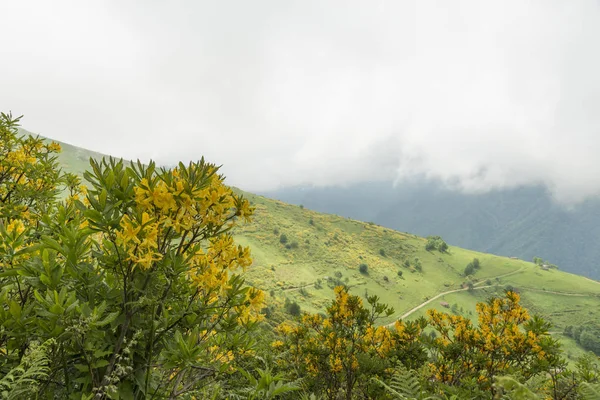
[263,182,600,280]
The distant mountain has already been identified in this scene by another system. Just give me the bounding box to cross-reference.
[263,182,600,280]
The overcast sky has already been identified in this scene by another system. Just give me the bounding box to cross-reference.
[2,0,600,203]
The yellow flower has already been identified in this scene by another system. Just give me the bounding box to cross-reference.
[6,220,25,235]
[47,142,61,152]
[116,215,141,245]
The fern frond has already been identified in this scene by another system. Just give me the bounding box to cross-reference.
[373,366,435,399]
[580,382,600,400]
[494,376,540,400]
[0,339,55,400]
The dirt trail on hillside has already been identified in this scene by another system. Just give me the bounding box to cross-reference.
[384,266,600,326]
[386,285,494,326]
[386,266,527,326]
[517,287,594,297]
[584,277,600,286]
[281,283,315,293]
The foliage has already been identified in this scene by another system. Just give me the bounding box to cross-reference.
[279,233,288,244]
[565,324,600,356]
[273,286,426,399]
[425,236,448,253]
[0,116,263,398]
[359,263,368,274]
[464,263,475,276]
[425,291,563,395]
[580,383,600,400]
[232,366,299,400]
[495,375,600,400]
[284,299,301,316]
[413,257,423,272]
[373,365,436,400]
[0,339,54,399]
[464,258,481,276]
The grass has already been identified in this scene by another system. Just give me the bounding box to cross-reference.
[33,130,600,359]
[19,128,115,180]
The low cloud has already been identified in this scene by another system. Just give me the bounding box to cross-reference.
[1,0,600,203]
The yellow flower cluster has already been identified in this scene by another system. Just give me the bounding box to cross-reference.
[427,291,549,388]
[116,213,161,270]
[114,164,254,278]
[187,235,253,298]
[273,286,420,384]
[6,219,25,235]
[115,162,262,322]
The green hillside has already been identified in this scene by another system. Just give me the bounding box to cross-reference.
[33,130,600,364]
[19,128,111,179]
[265,182,600,280]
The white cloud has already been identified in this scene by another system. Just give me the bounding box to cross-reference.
[1,0,600,202]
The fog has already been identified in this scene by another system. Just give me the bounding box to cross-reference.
[2,0,600,203]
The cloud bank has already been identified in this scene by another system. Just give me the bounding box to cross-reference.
[1,0,600,202]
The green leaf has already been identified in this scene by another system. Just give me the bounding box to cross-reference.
[117,381,134,400]
[92,359,109,368]
[99,189,108,208]
[8,301,21,319]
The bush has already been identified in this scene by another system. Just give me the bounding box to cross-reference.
[0,116,261,398]
[383,275,389,282]
[286,301,302,316]
[273,227,279,235]
[464,263,475,276]
[397,270,403,277]
[438,241,448,252]
[379,249,386,257]
[472,258,481,269]
[309,218,314,225]
[425,239,436,251]
[290,241,299,249]
[413,258,422,272]
[334,271,343,278]
[425,236,448,252]
[279,233,288,244]
[359,264,369,274]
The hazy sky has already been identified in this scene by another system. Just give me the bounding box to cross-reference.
[2,1,600,203]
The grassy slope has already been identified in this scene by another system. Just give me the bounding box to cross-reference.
[29,130,600,363]
[19,128,111,179]
[234,190,600,362]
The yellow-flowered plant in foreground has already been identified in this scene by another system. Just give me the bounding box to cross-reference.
[273,285,427,400]
[0,112,263,399]
[426,291,563,395]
